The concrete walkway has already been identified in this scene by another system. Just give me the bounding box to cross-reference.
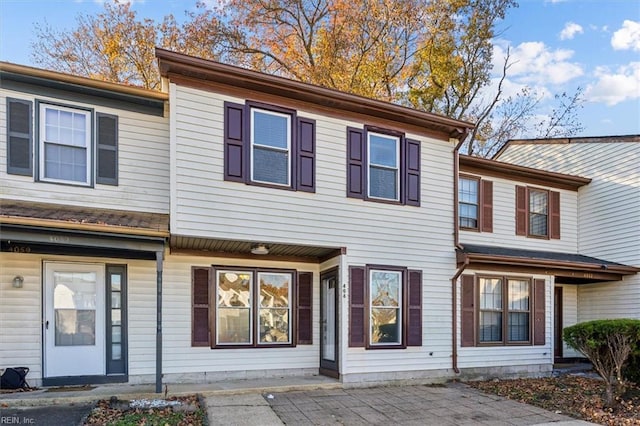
[0,377,596,425]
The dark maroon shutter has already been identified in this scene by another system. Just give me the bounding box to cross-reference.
[461,275,475,347]
[347,127,365,199]
[406,269,422,346]
[192,267,211,347]
[224,102,245,182]
[297,272,313,344]
[533,279,546,345]
[296,118,316,193]
[515,185,527,236]
[6,98,33,176]
[549,190,561,239]
[349,266,366,347]
[481,180,493,232]
[96,113,118,185]
[404,139,421,206]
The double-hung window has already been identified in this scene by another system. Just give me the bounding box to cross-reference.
[348,265,422,349]
[528,189,548,237]
[39,103,91,186]
[6,98,118,186]
[346,127,421,206]
[367,132,400,201]
[459,177,479,229]
[478,276,531,344]
[250,108,291,186]
[515,186,560,239]
[191,267,313,348]
[223,101,316,192]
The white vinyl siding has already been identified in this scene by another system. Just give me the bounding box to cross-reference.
[170,84,457,378]
[0,91,169,214]
[499,142,640,266]
[459,174,578,252]
[0,252,158,384]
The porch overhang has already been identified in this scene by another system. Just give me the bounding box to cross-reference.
[457,244,640,284]
[170,235,345,264]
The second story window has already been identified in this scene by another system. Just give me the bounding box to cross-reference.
[516,186,560,239]
[250,108,291,186]
[528,189,548,237]
[347,127,421,206]
[40,104,91,186]
[368,132,399,201]
[223,101,316,193]
[459,177,479,228]
[5,97,118,187]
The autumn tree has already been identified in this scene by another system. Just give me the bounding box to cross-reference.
[31,0,583,156]
[31,0,224,89]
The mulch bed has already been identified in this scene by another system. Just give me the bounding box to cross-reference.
[467,375,640,426]
[83,394,205,425]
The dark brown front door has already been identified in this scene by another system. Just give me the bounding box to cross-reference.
[554,287,563,359]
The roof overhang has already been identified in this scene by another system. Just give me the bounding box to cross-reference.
[170,235,345,264]
[0,62,167,117]
[459,155,591,191]
[457,244,640,284]
[155,48,474,141]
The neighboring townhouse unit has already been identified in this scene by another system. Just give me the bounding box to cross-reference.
[2,54,637,392]
[494,136,640,355]
[0,62,170,387]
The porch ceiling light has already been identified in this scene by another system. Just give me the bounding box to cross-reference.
[12,275,24,288]
[251,244,270,255]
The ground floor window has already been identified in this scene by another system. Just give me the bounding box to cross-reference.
[191,266,313,348]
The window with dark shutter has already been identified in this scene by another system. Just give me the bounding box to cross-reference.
[460,275,475,347]
[533,279,546,345]
[549,191,561,239]
[192,267,211,347]
[224,102,246,182]
[406,269,422,346]
[6,98,33,176]
[349,266,366,347]
[297,272,313,344]
[96,113,118,185]
[481,180,493,232]
[404,139,421,206]
[346,127,365,199]
[296,118,316,192]
[515,185,528,236]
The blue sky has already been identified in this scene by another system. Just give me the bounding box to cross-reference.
[1,0,639,138]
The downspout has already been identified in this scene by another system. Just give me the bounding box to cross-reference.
[451,130,469,374]
[155,249,164,394]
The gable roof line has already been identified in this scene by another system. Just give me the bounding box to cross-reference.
[460,155,591,190]
[155,48,474,141]
[494,134,640,159]
[0,61,168,102]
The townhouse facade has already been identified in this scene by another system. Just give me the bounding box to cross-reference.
[1,53,637,391]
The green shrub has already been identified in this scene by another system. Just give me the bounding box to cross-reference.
[622,341,640,385]
[563,319,640,406]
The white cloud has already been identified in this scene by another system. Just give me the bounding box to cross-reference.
[560,22,584,40]
[611,20,640,51]
[493,41,584,86]
[585,62,640,106]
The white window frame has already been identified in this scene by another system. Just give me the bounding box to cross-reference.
[459,176,480,229]
[250,108,291,187]
[367,132,400,201]
[369,269,403,346]
[257,272,293,345]
[39,103,92,186]
[215,270,254,346]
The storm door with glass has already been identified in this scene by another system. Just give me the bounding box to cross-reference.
[320,269,339,374]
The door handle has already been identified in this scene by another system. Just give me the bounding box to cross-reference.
[45,320,49,330]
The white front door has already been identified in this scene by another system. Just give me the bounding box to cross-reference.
[44,262,105,377]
